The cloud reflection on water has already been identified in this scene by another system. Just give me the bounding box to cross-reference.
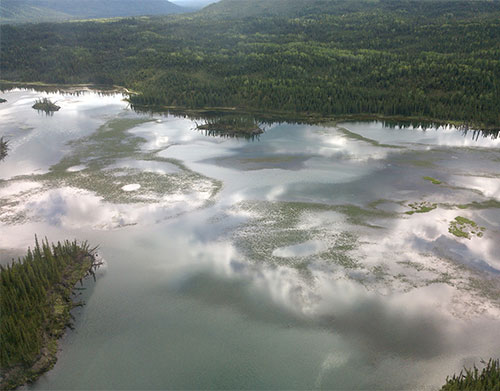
[159,233,500,387]
[21,186,213,230]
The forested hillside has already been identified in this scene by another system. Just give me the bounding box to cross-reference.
[0,0,185,24]
[1,0,499,127]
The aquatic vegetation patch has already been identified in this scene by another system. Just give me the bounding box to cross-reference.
[448,216,485,239]
[0,181,45,224]
[397,260,427,272]
[371,264,390,282]
[466,277,500,305]
[0,117,221,223]
[335,204,394,226]
[405,201,437,215]
[453,199,500,210]
[423,176,442,185]
[426,272,454,285]
[231,201,362,270]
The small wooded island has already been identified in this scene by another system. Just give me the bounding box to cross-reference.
[196,116,264,138]
[0,238,101,390]
[32,98,60,113]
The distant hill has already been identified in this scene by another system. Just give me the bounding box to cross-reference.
[170,0,220,10]
[0,0,186,24]
[1,0,499,127]
[199,0,381,18]
[200,0,499,19]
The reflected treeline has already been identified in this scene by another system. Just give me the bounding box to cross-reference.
[0,83,126,98]
[382,120,499,139]
[461,128,499,140]
[0,137,8,161]
[194,115,264,139]
[131,104,321,140]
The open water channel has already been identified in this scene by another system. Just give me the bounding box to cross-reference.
[0,89,499,390]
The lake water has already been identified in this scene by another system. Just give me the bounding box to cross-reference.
[1,89,499,390]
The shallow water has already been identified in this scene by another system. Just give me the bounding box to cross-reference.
[1,89,499,390]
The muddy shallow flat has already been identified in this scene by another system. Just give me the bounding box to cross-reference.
[0,89,499,390]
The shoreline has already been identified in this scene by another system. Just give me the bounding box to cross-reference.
[0,80,135,96]
[0,249,101,391]
[1,80,498,133]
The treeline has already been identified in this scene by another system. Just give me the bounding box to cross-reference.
[1,0,500,127]
[0,238,95,370]
[441,359,500,391]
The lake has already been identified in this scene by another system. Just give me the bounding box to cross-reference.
[0,88,499,390]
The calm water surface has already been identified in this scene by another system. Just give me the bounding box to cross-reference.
[0,89,499,390]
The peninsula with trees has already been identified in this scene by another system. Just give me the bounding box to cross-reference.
[0,238,101,390]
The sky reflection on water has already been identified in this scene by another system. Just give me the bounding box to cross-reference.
[1,89,499,390]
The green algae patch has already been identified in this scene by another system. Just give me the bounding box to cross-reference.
[448,216,486,239]
[405,201,437,215]
[423,176,442,185]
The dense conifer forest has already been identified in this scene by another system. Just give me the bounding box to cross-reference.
[440,359,500,391]
[0,238,99,390]
[1,0,499,128]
